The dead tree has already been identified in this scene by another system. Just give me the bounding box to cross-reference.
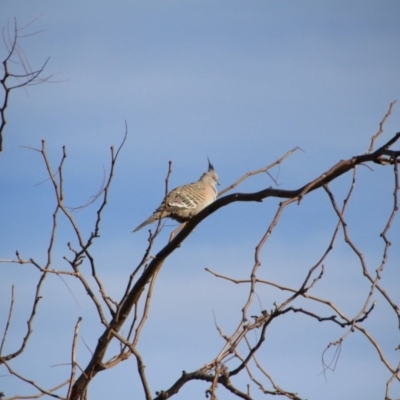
[0,22,399,400]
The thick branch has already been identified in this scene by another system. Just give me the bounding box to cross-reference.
[153,369,252,400]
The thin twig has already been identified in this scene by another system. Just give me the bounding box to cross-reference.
[67,317,82,399]
[0,357,67,399]
[0,285,15,355]
[366,100,397,154]
[218,147,301,197]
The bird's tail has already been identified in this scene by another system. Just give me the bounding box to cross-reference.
[132,213,160,232]
[132,219,151,232]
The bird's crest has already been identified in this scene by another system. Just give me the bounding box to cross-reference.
[207,157,214,171]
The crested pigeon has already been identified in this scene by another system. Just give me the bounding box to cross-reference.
[133,160,219,232]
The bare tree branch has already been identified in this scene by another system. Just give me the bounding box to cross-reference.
[67,317,82,400]
[0,357,68,399]
[0,285,15,355]
[69,129,400,400]
[367,100,397,154]
[0,18,54,152]
[218,146,302,197]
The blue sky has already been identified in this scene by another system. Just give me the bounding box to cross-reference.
[1,1,400,399]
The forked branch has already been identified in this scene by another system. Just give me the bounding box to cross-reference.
[1,18,54,152]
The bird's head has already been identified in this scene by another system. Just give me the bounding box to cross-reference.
[200,158,219,186]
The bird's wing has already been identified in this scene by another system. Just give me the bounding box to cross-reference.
[166,183,203,210]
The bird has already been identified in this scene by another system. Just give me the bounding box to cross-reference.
[133,160,219,232]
